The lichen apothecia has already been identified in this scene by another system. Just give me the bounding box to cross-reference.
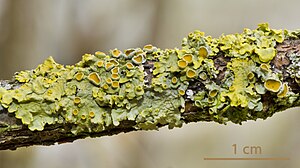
[0,23,300,134]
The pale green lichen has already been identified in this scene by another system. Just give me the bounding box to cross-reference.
[222,58,256,107]
[287,53,300,85]
[0,23,300,134]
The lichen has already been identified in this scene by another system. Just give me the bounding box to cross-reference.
[264,78,282,92]
[0,23,299,134]
[222,58,256,107]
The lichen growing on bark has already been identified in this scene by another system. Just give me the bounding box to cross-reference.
[0,23,300,134]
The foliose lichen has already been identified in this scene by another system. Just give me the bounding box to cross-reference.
[0,23,300,134]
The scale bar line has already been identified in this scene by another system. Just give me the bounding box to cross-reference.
[204,157,289,161]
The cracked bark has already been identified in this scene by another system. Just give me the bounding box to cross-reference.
[0,38,300,151]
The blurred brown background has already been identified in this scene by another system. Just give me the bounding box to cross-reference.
[0,0,300,168]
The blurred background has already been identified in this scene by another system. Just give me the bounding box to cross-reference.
[0,0,300,168]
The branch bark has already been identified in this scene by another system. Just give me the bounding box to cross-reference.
[1,24,300,150]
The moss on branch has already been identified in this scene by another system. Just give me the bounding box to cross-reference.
[1,23,300,150]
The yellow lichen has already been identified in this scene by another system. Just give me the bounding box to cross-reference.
[162,84,168,89]
[186,69,196,78]
[126,70,134,78]
[255,48,276,63]
[109,59,119,66]
[95,51,106,57]
[15,71,31,83]
[106,78,112,84]
[88,72,101,85]
[124,49,135,58]
[223,58,255,107]
[260,63,270,72]
[111,48,121,58]
[81,114,86,120]
[264,78,282,92]
[111,67,119,74]
[135,85,144,96]
[105,62,114,71]
[97,60,104,67]
[132,55,144,65]
[72,109,79,116]
[74,97,81,104]
[209,90,218,97]
[75,72,84,81]
[112,81,120,88]
[171,77,178,84]
[143,44,156,52]
[198,46,208,58]
[277,83,288,98]
[247,72,255,80]
[178,89,185,96]
[182,54,193,64]
[102,83,109,90]
[177,60,187,69]
[126,62,134,70]
[89,111,95,118]
[0,23,294,134]
[111,73,120,80]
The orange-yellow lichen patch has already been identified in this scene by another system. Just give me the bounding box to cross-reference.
[72,109,79,116]
[178,89,185,96]
[126,62,134,69]
[199,46,208,58]
[109,59,119,66]
[162,84,168,89]
[132,55,144,65]
[89,111,95,118]
[112,81,120,88]
[186,69,196,78]
[182,54,193,64]
[75,72,84,81]
[277,83,288,98]
[264,78,282,92]
[209,90,218,97]
[88,72,101,85]
[111,48,122,58]
[102,83,109,90]
[177,60,187,69]
[260,63,270,72]
[106,78,112,84]
[124,49,135,58]
[143,44,155,52]
[74,97,81,104]
[111,67,119,74]
[97,60,104,67]
[247,72,255,80]
[171,77,178,84]
[81,114,86,120]
[111,73,120,80]
[105,62,114,71]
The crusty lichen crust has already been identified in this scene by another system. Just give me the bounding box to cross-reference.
[0,23,300,134]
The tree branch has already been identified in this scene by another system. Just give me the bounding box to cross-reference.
[1,23,300,150]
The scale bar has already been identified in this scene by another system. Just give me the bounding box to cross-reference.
[204,157,289,161]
